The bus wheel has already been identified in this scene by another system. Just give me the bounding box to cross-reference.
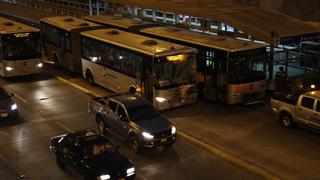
[86,70,94,85]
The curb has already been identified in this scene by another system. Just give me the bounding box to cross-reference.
[178,132,282,180]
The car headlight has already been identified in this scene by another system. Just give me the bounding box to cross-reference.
[11,103,17,111]
[98,174,110,180]
[36,63,43,68]
[142,132,154,139]
[126,167,135,176]
[171,126,176,135]
[156,97,167,103]
[5,66,14,71]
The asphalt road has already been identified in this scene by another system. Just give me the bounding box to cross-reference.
[0,70,260,180]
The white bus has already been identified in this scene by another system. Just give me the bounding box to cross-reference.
[84,15,268,104]
[81,28,198,110]
[0,16,42,77]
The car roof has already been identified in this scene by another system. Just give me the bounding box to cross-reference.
[303,90,320,99]
[111,94,152,108]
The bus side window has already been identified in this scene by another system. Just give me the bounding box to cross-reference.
[0,42,2,61]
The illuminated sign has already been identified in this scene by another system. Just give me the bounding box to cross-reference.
[14,33,30,38]
[166,54,187,62]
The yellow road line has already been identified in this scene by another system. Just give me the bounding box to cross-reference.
[55,121,74,133]
[13,93,28,103]
[55,76,103,97]
[178,132,281,180]
[55,73,281,180]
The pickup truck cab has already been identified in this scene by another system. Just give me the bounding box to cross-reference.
[271,90,320,129]
[89,94,177,153]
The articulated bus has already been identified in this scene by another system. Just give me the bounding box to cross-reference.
[84,15,267,104]
[40,16,102,73]
[0,16,42,77]
[81,29,198,110]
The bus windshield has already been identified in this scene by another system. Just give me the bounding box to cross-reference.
[2,32,41,61]
[228,48,266,84]
[154,53,197,89]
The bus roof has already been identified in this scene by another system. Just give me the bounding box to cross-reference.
[141,26,266,52]
[81,28,196,57]
[40,16,101,32]
[0,16,39,35]
[84,15,158,30]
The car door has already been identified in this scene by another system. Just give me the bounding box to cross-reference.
[311,99,320,128]
[296,96,316,127]
[114,104,130,139]
[106,99,119,134]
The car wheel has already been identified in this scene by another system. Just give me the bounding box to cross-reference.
[86,70,94,85]
[96,116,108,134]
[56,156,66,170]
[280,113,294,128]
[129,135,141,153]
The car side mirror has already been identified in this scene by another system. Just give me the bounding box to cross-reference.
[9,93,14,97]
[119,115,128,122]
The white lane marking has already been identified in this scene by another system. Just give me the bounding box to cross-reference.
[12,93,28,103]
[55,121,74,133]
[55,76,103,97]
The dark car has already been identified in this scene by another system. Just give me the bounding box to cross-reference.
[50,129,135,180]
[0,87,18,120]
[89,94,177,153]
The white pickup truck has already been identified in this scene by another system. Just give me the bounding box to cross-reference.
[271,90,320,129]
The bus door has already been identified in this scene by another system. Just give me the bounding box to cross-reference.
[201,49,220,101]
[145,59,153,102]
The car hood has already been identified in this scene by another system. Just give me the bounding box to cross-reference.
[134,116,172,133]
[87,153,132,174]
[0,98,14,110]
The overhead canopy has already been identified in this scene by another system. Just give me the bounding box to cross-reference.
[103,0,320,45]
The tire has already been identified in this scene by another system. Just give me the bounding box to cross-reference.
[129,135,142,153]
[86,70,94,85]
[56,156,66,170]
[280,113,294,128]
[96,116,107,134]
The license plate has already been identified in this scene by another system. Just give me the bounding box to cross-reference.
[0,113,8,118]
[160,138,167,143]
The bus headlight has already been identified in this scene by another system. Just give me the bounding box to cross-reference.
[142,132,154,140]
[98,174,110,180]
[126,167,135,176]
[11,103,17,111]
[5,67,14,71]
[156,97,167,103]
[171,126,176,135]
[36,63,43,68]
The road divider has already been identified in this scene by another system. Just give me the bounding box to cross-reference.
[178,132,281,180]
[55,74,281,180]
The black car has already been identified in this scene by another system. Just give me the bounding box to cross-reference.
[50,129,135,180]
[89,94,177,153]
[0,87,18,120]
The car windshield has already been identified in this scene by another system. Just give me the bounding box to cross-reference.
[83,142,117,159]
[154,53,197,89]
[0,88,10,100]
[127,105,160,121]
